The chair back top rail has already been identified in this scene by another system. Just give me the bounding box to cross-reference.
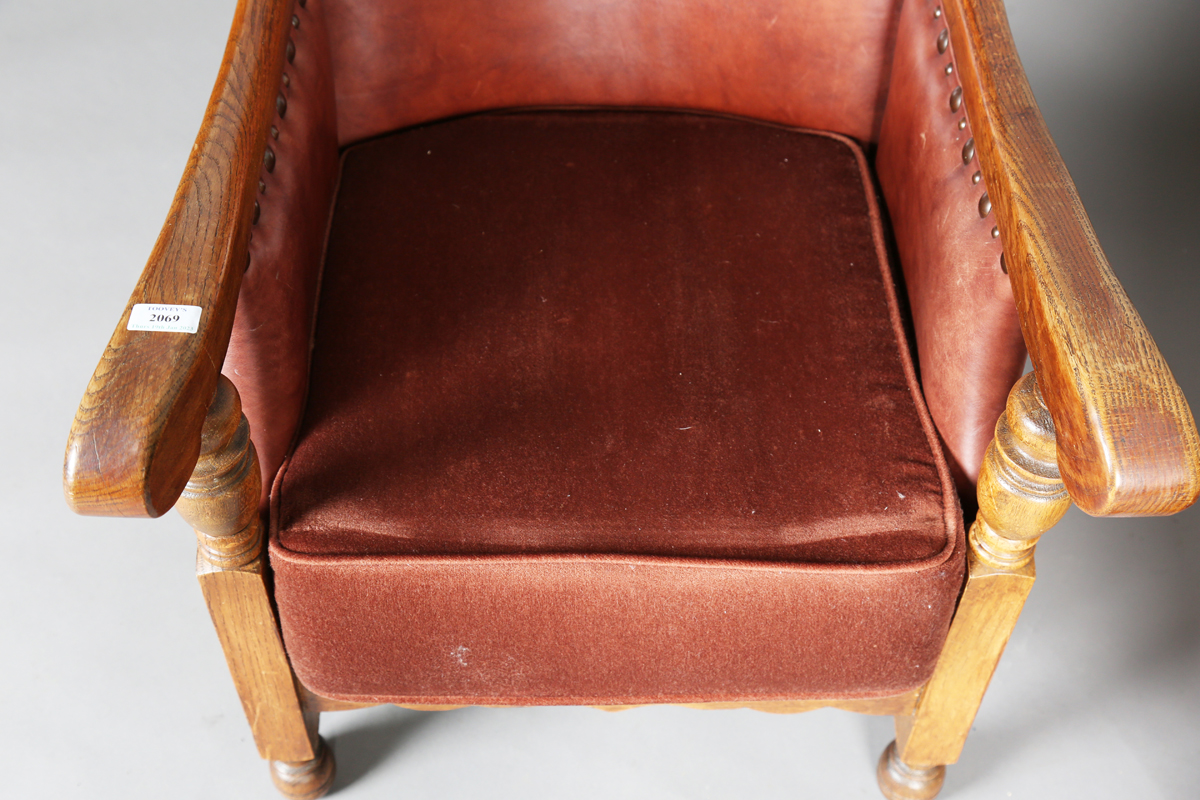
[944,0,1199,516]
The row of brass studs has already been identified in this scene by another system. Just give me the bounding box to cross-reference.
[934,4,1003,263]
[251,0,308,259]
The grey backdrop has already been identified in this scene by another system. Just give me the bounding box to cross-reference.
[1,0,1197,797]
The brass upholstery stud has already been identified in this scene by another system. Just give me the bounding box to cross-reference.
[259,179,266,194]
[298,0,307,6]
[270,125,279,140]
[962,138,975,164]
[286,40,295,63]
[937,29,949,54]
[979,193,992,217]
[292,14,300,29]
[934,7,942,18]
[276,93,288,117]
[282,73,290,87]
[992,226,1001,238]
[1000,253,1008,273]
[945,64,954,75]
[253,200,260,225]
[958,118,968,130]
[264,148,276,173]
[950,86,963,112]
[972,170,982,184]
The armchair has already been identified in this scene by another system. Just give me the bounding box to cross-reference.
[63,0,1199,798]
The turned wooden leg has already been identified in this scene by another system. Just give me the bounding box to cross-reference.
[272,735,336,800]
[877,740,944,800]
[176,376,335,799]
[878,372,1071,799]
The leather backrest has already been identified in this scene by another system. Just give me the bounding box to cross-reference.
[323,0,903,146]
[876,0,1026,491]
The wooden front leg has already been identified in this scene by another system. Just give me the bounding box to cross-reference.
[176,376,335,799]
[878,372,1070,799]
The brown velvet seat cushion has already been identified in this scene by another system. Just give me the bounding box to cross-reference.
[269,111,965,705]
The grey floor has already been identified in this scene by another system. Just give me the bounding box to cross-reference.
[3,0,1198,797]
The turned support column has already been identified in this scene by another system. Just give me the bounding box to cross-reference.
[878,372,1071,799]
[176,376,335,800]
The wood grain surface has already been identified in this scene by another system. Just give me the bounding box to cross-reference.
[943,0,1200,516]
[895,374,1070,768]
[63,0,291,518]
[178,377,319,763]
[308,691,920,717]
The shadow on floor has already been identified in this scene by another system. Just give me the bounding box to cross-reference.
[328,707,436,792]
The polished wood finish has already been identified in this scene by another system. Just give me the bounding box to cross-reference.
[271,736,336,800]
[63,0,293,519]
[889,373,1069,776]
[597,693,919,716]
[877,740,944,800]
[943,0,1200,517]
[177,377,322,768]
[309,690,919,717]
[195,563,320,763]
[177,377,262,569]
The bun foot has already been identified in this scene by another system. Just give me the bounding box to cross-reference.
[271,735,336,799]
[877,740,945,800]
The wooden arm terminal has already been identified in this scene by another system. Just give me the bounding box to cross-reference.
[63,0,293,519]
[943,0,1200,516]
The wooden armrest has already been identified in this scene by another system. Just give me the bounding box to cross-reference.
[944,0,1200,516]
[63,0,292,518]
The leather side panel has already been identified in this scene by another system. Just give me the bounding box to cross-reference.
[322,0,902,145]
[223,0,341,507]
[876,0,1025,491]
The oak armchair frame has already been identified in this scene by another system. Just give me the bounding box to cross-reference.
[64,0,1200,798]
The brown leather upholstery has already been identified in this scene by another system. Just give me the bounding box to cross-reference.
[323,0,904,146]
[268,111,966,704]
[875,0,1026,489]
[223,0,340,507]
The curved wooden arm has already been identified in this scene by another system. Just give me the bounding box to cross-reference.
[64,0,293,518]
[944,0,1200,516]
